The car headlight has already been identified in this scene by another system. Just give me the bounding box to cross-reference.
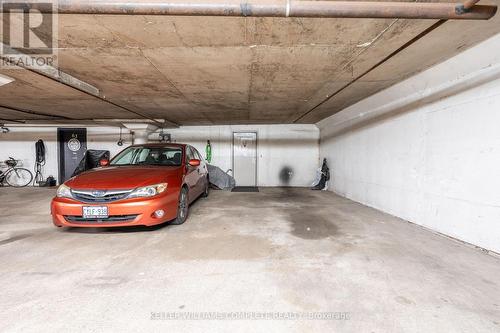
[128,183,167,198]
[56,184,72,198]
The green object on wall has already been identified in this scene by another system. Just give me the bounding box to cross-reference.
[205,140,212,163]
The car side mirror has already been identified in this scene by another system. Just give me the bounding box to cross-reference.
[99,159,110,167]
[188,159,200,167]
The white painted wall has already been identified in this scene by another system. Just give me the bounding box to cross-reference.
[318,34,500,253]
[0,126,133,183]
[155,124,319,187]
[0,124,319,187]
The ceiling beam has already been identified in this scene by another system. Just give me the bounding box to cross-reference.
[0,118,25,124]
[0,104,74,120]
[293,19,448,123]
[0,43,179,128]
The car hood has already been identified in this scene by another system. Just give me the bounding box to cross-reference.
[65,166,183,190]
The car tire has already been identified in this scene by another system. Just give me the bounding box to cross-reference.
[202,177,209,198]
[171,187,189,225]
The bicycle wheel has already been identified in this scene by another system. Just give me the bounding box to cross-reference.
[5,168,33,187]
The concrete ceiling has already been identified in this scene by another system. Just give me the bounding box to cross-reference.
[1,1,500,126]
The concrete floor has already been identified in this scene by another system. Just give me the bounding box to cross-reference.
[0,187,499,332]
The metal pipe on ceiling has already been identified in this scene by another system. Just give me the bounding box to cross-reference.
[6,1,497,20]
[57,1,495,20]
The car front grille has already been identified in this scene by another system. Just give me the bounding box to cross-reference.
[71,189,132,203]
[64,215,139,224]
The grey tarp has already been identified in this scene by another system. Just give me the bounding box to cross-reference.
[207,164,235,190]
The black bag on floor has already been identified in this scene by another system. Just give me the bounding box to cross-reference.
[38,175,57,187]
[312,158,330,190]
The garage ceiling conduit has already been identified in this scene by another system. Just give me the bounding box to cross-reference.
[0,119,25,124]
[0,104,73,121]
[9,0,497,20]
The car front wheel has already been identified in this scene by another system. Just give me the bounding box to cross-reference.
[171,187,189,225]
[202,177,209,198]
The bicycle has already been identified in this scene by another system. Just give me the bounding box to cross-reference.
[0,157,34,187]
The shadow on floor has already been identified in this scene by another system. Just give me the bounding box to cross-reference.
[60,221,172,234]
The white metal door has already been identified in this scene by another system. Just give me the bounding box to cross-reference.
[233,132,257,186]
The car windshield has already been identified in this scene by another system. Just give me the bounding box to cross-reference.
[110,146,183,166]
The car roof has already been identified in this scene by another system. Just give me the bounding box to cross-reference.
[128,143,187,148]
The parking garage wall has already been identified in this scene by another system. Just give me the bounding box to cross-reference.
[0,126,133,184]
[0,124,319,187]
[157,124,320,187]
[318,34,500,253]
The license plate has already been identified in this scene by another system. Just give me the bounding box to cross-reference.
[82,206,108,219]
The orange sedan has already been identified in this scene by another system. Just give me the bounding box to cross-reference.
[51,143,209,228]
